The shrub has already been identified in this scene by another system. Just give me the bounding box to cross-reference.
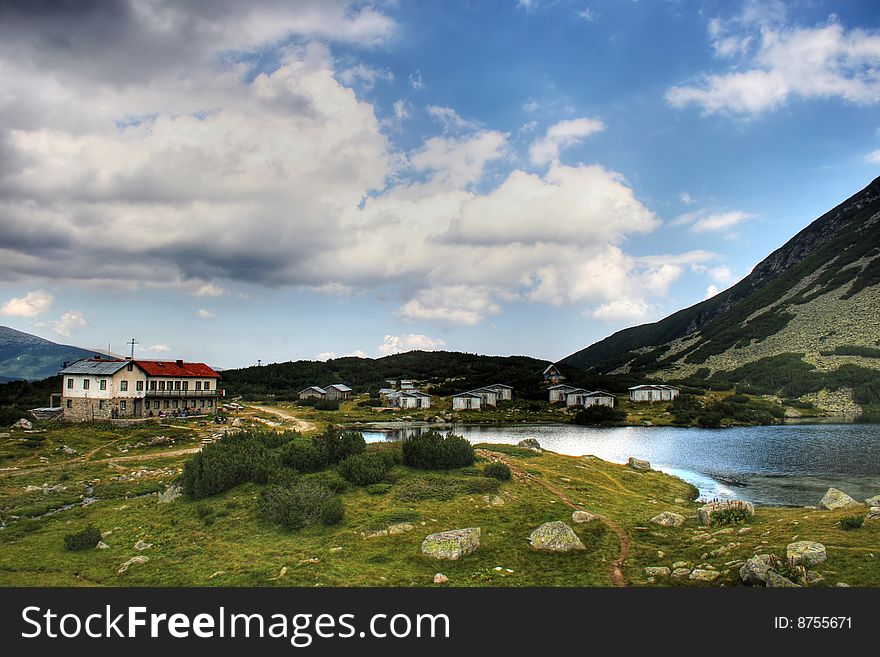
[483,462,511,481]
[370,442,403,467]
[257,481,335,530]
[277,438,329,473]
[63,525,102,551]
[365,482,392,495]
[697,412,723,428]
[181,430,284,499]
[840,515,865,530]
[711,505,752,526]
[267,468,300,488]
[402,431,475,470]
[314,399,340,411]
[337,452,390,486]
[573,405,627,426]
[301,470,349,492]
[316,430,366,463]
[320,496,345,526]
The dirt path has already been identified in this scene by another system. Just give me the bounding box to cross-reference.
[249,405,317,433]
[477,449,630,587]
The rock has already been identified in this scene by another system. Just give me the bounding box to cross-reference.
[671,568,691,578]
[865,495,880,508]
[739,555,773,586]
[12,418,33,430]
[433,573,449,586]
[689,569,720,582]
[571,510,599,524]
[388,523,414,535]
[766,571,800,587]
[528,521,585,552]
[649,511,685,527]
[866,507,880,521]
[62,445,77,455]
[329,546,343,553]
[117,556,149,575]
[644,567,670,577]
[817,487,861,511]
[231,418,244,427]
[483,495,505,507]
[737,527,752,535]
[157,483,182,503]
[96,541,110,550]
[517,438,542,452]
[627,457,651,470]
[421,528,481,560]
[835,582,850,587]
[672,561,689,569]
[697,500,755,526]
[786,541,827,568]
[806,571,825,585]
[674,498,689,504]
[0,432,10,438]
[134,540,152,551]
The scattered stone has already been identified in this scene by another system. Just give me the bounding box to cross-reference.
[866,507,880,521]
[786,541,827,568]
[157,483,183,503]
[572,510,599,524]
[117,556,149,575]
[671,568,691,578]
[648,511,685,527]
[739,555,773,586]
[865,495,880,507]
[817,487,862,511]
[644,567,671,577]
[483,495,505,507]
[209,571,225,579]
[835,582,850,587]
[689,569,720,582]
[627,457,651,470]
[298,558,320,565]
[674,498,689,505]
[363,529,389,539]
[329,547,343,553]
[737,527,753,535]
[11,418,33,430]
[713,527,736,535]
[517,438,541,452]
[806,571,825,585]
[389,523,415,535]
[433,573,449,585]
[672,561,689,569]
[96,541,109,550]
[269,566,288,580]
[766,571,800,587]
[528,521,585,553]
[697,500,755,526]
[134,540,152,551]
[421,528,481,560]
[62,445,77,455]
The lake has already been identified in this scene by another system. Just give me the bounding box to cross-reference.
[361,422,880,507]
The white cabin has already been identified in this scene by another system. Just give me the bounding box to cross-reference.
[481,383,513,401]
[323,383,352,400]
[452,392,482,411]
[548,384,579,403]
[565,390,615,408]
[628,385,680,402]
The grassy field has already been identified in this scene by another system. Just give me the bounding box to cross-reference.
[0,415,877,587]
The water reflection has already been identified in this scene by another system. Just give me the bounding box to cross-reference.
[361,423,880,506]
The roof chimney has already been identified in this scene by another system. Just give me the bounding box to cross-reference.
[176,359,184,366]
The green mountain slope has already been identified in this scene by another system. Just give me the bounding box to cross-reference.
[562,176,880,414]
[0,326,100,381]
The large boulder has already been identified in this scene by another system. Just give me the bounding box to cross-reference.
[866,507,880,521]
[817,487,861,511]
[649,511,685,527]
[864,495,880,508]
[697,500,755,526]
[421,528,481,560]
[517,438,541,453]
[627,457,651,470]
[12,418,33,430]
[766,571,800,587]
[786,541,827,568]
[739,554,773,586]
[529,521,585,552]
[157,483,182,504]
[689,569,720,582]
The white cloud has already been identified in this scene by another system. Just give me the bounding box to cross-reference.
[393,99,411,120]
[409,70,425,90]
[679,192,696,205]
[867,149,880,164]
[667,15,880,115]
[0,290,53,317]
[35,310,87,337]
[410,130,508,189]
[397,285,501,325]
[427,106,478,132]
[673,209,756,233]
[196,308,215,318]
[337,64,393,89]
[705,284,720,299]
[589,298,653,322]
[194,283,225,297]
[522,98,539,112]
[529,117,605,166]
[144,343,171,353]
[378,334,446,356]
[576,8,597,22]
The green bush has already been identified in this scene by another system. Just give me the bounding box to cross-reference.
[365,482,392,495]
[402,431,475,470]
[697,412,723,428]
[314,399,340,411]
[483,462,511,480]
[316,430,366,463]
[320,496,345,526]
[337,452,390,486]
[370,442,403,467]
[573,405,627,426]
[301,470,349,492]
[257,481,335,530]
[711,505,752,526]
[840,515,865,530]
[182,431,276,499]
[63,525,102,551]
[277,438,329,472]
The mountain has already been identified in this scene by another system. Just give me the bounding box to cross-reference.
[0,326,101,381]
[562,176,880,414]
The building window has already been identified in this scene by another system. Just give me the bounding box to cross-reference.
[174,380,181,391]
[195,381,202,390]
[120,400,127,410]
[66,399,72,408]
[153,401,160,409]
[182,381,189,391]
[136,381,144,391]
[204,381,211,390]
[207,400,213,408]
[172,400,179,409]
[83,379,90,390]
[163,400,169,409]
[67,378,73,389]
[127,363,133,372]
[150,381,157,391]
[199,399,205,408]
[98,400,105,410]
[120,381,128,392]
[100,379,107,390]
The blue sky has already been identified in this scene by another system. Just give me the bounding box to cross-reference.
[0,0,879,369]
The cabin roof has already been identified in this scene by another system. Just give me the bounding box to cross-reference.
[60,358,130,376]
[134,360,221,378]
[299,386,327,394]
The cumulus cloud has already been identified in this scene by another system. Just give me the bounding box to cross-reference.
[378,334,446,356]
[529,118,605,166]
[673,209,756,234]
[589,298,653,322]
[35,310,87,337]
[0,290,53,317]
[397,286,501,325]
[196,309,215,319]
[144,344,171,353]
[867,150,880,164]
[705,284,720,299]
[666,9,880,116]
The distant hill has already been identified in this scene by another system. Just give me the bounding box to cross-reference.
[0,326,100,381]
[221,350,638,401]
[562,176,880,414]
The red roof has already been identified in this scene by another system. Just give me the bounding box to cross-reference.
[133,360,221,378]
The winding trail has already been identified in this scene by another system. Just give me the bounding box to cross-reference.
[477,449,630,587]
[249,405,317,433]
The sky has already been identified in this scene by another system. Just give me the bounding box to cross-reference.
[1,0,879,369]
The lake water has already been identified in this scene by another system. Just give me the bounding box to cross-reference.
[361,422,880,507]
